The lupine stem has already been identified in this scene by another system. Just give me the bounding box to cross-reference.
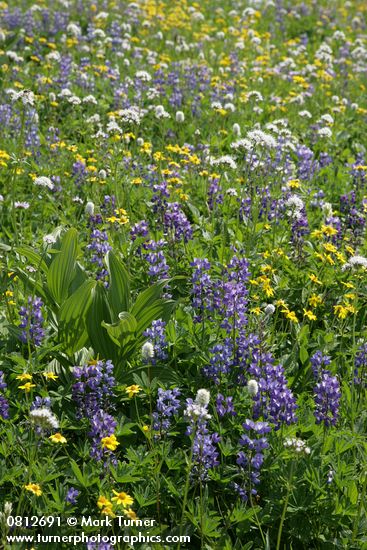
[352,471,367,544]
[177,431,195,550]
[276,460,295,550]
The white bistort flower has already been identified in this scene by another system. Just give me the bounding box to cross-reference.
[232,123,241,136]
[85,201,95,215]
[0,501,12,526]
[264,304,275,315]
[142,342,155,360]
[247,379,259,396]
[195,389,210,407]
[175,111,185,123]
[321,202,333,218]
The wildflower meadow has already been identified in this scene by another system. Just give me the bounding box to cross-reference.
[1,0,367,548]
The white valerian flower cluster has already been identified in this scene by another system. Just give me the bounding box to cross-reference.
[43,234,57,245]
[58,87,81,105]
[342,255,367,271]
[135,70,152,82]
[155,105,170,119]
[30,408,59,431]
[34,176,54,190]
[106,119,122,134]
[6,51,24,63]
[230,138,252,151]
[247,129,277,148]
[319,114,334,125]
[66,22,82,37]
[142,341,155,360]
[82,95,97,105]
[299,110,312,118]
[209,155,237,170]
[6,88,35,105]
[318,127,332,139]
[285,195,304,219]
[184,389,211,421]
[118,106,142,125]
[284,437,311,455]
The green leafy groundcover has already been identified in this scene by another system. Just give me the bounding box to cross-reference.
[0,0,367,548]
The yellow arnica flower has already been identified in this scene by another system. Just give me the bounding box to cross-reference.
[282,309,298,323]
[16,373,32,381]
[49,433,67,444]
[287,179,300,189]
[101,506,116,518]
[333,305,349,319]
[97,496,112,509]
[309,294,322,308]
[323,243,337,253]
[101,434,120,451]
[124,508,137,520]
[19,382,36,392]
[43,372,58,380]
[125,384,141,398]
[111,490,134,507]
[303,309,317,321]
[341,281,354,289]
[25,483,42,496]
[321,225,338,236]
[309,274,322,285]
